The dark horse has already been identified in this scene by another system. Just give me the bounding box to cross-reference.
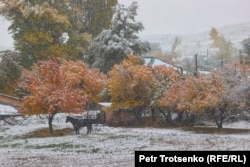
[66,116,92,134]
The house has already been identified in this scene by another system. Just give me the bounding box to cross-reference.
[143,56,186,74]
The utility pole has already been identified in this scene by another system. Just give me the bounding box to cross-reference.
[195,54,198,72]
[239,49,242,64]
[194,54,198,76]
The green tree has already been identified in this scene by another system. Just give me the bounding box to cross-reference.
[65,0,117,58]
[0,50,22,95]
[0,1,71,68]
[81,0,117,37]
[242,37,250,57]
[171,36,182,56]
[85,2,150,73]
[0,0,116,68]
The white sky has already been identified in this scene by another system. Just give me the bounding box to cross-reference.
[0,16,13,48]
[119,0,250,35]
[1,0,250,47]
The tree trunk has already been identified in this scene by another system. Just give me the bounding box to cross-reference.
[48,114,55,135]
[216,121,223,129]
[166,111,172,122]
[151,108,155,121]
[134,108,142,124]
[214,109,226,129]
[176,112,183,122]
[185,111,195,126]
[159,108,171,123]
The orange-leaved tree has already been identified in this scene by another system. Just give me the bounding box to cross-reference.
[19,59,107,134]
[108,55,157,122]
[150,65,181,121]
[176,73,225,124]
[159,80,185,122]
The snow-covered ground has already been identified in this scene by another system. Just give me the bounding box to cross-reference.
[1,106,250,167]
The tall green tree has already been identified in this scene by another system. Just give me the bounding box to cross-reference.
[85,2,150,73]
[0,1,71,68]
[81,0,117,37]
[0,0,117,68]
[0,50,22,95]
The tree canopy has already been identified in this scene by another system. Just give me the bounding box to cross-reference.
[242,37,250,57]
[0,0,117,68]
[19,59,107,134]
[0,50,22,95]
[85,2,150,73]
[108,55,156,110]
[209,27,234,62]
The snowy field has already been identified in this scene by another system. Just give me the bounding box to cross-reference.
[1,108,250,167]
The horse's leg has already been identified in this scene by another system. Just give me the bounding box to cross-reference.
[74,125,80,135]
[77,125,81,134]
[88,124,92,134]
[87,124,91,134]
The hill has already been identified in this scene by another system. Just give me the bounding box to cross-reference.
[140,22,250,57]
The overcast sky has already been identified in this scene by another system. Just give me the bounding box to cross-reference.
[0,16,13,48]
[119,0,250,35]
[1,0,250,47]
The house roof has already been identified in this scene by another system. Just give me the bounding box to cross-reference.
[143,56,187,74]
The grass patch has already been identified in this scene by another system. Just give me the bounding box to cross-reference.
[24,128,73,138]
[26,143,76,149]
[91,148,100,153]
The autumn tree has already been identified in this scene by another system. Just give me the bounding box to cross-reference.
[19,59,107,134]
[108,55,157,122]
[150,65,181,121]
[209,27,234,62]
[180,74,224,124]
[164,70,244,128]
[210,27,220,47]
[0,1,73,68]
[158,79,185,123]
[85,2,150,73]
[0,0,115,68]
[207,66,249,128]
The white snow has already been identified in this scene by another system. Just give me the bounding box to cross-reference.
[0,107,250,166]
[98,102,112,107]
[0,104,19,115]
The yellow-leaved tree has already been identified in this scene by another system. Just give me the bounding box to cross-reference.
[108,55,157,123]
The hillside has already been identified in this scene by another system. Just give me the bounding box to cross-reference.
[140,22,250,57]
